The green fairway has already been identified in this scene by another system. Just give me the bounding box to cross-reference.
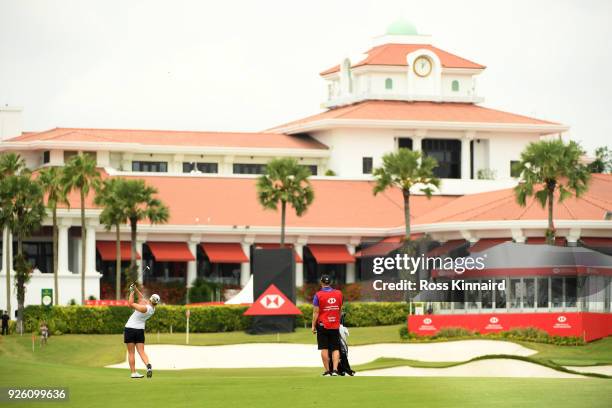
[1,329,611,408]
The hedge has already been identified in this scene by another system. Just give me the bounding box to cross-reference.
[399,325,585,346]
[24,302,410,334]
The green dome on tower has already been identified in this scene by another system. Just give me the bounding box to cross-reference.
[385,19,418,36]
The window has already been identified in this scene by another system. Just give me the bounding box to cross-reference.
[362,157,373,174]
[63,151,78,162]
[509,278,522,308]
[42,151,50,164]
[537,277,549,308]
[524,278,535,308]
[551,277,564,308]
[422,139,461,179]
[233,163,266,174]
[510,160,521,178]
[451,80,459,92]
[385,78,393,90]
[301,165,318,176]
[398,138,413,150]
[495,279,506,308]
[183,162,218,174]
[132,161,168,172]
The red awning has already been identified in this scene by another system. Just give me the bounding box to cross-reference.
[308,244,355,264]
[468,238,509,253]
[427,240,467,257]
[253,243,302,263]
[200,243,248,263]
[580,237,612,248]
[147,242,195,262]
[96,241,140,261]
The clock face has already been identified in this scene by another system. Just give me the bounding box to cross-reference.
[42,295,52,306]
[413,56,433,77]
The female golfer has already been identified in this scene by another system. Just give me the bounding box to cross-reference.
[124,284,160,379]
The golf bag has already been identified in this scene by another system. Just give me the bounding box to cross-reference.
[337,324,355,376]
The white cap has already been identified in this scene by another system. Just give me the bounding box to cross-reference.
[150,294,160,305]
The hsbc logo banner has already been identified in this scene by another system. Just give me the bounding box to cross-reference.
[244,284,302,316]
[408,312,590,339]
[260,294,285,309]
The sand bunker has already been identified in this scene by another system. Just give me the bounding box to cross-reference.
[358,358,586,378]
[107,340,535,370]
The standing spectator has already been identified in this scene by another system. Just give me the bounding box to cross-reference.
[40,321,49,346]
[1,310,9,335]
[311,274,343,376]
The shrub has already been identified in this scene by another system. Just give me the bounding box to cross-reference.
[188,279,223,303]
[400,325,586,346]
[23,305,251,334]
[296,302,408,327]
[433,327,474,338]
[144,282,187,305]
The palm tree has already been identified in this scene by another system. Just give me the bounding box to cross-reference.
[256,158,314,246]
[373,149,440,241]
[514,139,591,244]
[0,153,27,317]
[6,171,46,333]
[95,178,129,299]
[117,179,169,283]
[61,154,101,303]
[39,166,68,305]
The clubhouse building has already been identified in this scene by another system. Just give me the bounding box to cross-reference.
[1,21,610,338]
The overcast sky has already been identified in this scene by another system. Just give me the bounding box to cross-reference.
[1,0,610,154]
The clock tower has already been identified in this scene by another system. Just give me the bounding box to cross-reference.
[320,19,485,108]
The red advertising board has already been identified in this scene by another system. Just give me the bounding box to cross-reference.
[85,299,129,307]
[408,312,612,342]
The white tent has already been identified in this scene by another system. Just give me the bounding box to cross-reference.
[225,274,253,304]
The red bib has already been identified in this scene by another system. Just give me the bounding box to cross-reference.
[316,289,343,329]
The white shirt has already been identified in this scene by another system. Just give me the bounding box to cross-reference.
[125,304,155,330]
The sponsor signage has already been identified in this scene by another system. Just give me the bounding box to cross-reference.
[244,284,302,316]
[408,312,612,342]
[41,289,53,308]
[84,299,130,307]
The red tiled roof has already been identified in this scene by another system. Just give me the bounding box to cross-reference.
[413,174,612,225]
[320,43,485,76]
[8,128,328,150]
[61,171,456,229]
[270,100,558,131]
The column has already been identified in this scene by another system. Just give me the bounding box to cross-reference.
[96,151,110,167]
[49,150,64,166]
[173,154,184,174]
[85,220,97,274]
[121,153,133,172]
[345,244,356,284]
[240,240,252,287]
[187,236,199,288]
[462,131,474,180]
[57,220,71,274]
[222,155,235,175]
[294,243,305,287]
[413,129,426,154]
[136,235,146,284]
